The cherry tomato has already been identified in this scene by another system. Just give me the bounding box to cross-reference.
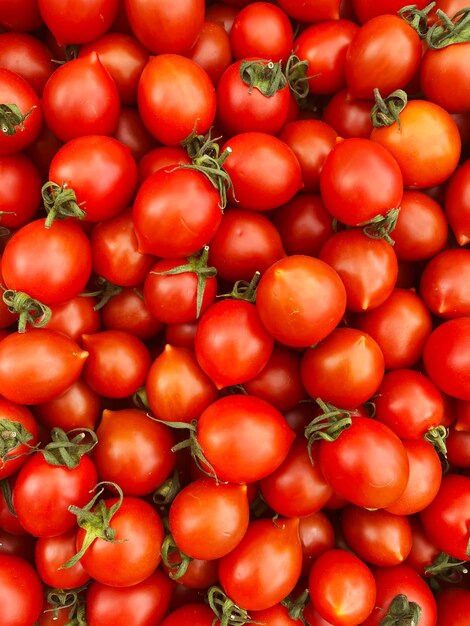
[322,88,373,138]
[0,0,43,31]
[188,20,232,86]
[276,0,341,22]
[420,248,470,319]
[0,399,39,480]
[0,32,55,96]
[436,588,470,626]
[101,287,163,340]
[0,554,43,626]
[34,529,90,589]
[299,511,335,577]
[445,159,470,245]
[46,296,101,344]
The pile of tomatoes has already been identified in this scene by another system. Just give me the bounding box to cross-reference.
[1,0,470,624]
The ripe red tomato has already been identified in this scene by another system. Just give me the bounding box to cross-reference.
[219,517,302,611]
[188,20,232,86]
[101,287,163,340]
[0,32,55,97]
[420,248,470,319]
[445,159,470,245]
[322,88,373,138]
[46,296,101,345]
[436,588,470,626]
[0,554,43,626]
[0,398,39,480]
[138,54,216,146]
[276,0,340,22]
[299,511,335,576]
[34,529,90,589]
[256,255,346,348]
[160,603,215,626]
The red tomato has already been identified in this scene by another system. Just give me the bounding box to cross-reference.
[196,394,295,483]
[125,0,204,55]
[76,495,164,587]
[420,474,470,561]
[86,569,174,626]
[345,15,422,99]
[445,159,470,245]
[420,248,470,319]
[188,20,232,86]
[278,120,338,193]
[445,425,470,468]
[42,52,120,141]
[222,132,303,211]
[46,296,100,345]
[0,32,55,96]
[146,344,218,424]
[82,330,151,399]
[352,0,428,23]
[79,32,149,104]
[0,152,41,229]
[299,511,335,577]
[276,0,340,22]
[319,228,398,312]
[322,88,374,139]
[101,287,163,340]
[48,135,137,223]
[309,549,376,625]
[424,317,470,400]
[295,19,359,95]
[160,603,215,626]
[352,288,432,370]
[38,0,118,44]
[169,478,249,560]
[319,138,403,228]
[259,439,333,517]
[0,554,43,626]
[0,329,88,404]
[0,0,43,31]
[138,54,215,146]
[34,529,90,589]
[301,328,385,410]
[0,399,39,480]
[13,451,98,537]
[436,588,470,626]
[137,145,191,184]
[371,99,461,189]
[362,565,437,626]
[219,517,302,611]
[194,299,274,389]
[256,255,346,348]
[319,417,409,509]
[0,68,42,156]
[112,106,158,161]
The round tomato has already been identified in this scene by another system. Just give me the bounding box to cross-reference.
[101,287,163,339]
[444,158,470,245]
[160,603,215,626]
[299,511,335,577]
[0,32,54,97]
[420,248,470,319]
[276,0,340,22]
[322,88,373,138]
[34,528,90,589]
[188,20,232,86]
[0,554,43,626]
[436,588,470,626]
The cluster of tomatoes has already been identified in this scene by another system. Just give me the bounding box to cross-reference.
[1,0,470,624]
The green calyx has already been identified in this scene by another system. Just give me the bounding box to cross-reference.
[152,468,181,510]
[425,551,469,583]
[41,181,86,228]
[281,588,309,624]
[0,419,36,466]
[240,59,287,97]
[426,6,470,48]
[371,89,408,128]
[285,53,312,101]
[61,481,126,570]
[79,276,123,312]
[207,586,261,626]
[0,104,35,136]
[398,2,436,39]
[379,594,422,626]
[423,425,448,458]
[304,399,352,463]
[39,427,98,469]
[2,289,51,333]
[160,534,193,580]
[361,208,401,246]
[219,271,261,304]
[43,586,88,626]
[151,246,217,319]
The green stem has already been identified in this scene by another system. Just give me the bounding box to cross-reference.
[152,469,181,509]
[379,594,422,625]
[0,419,36,465]
[0,104,35,136]
[398,2,436,38]
[207,586,260,626]
[284,53,312,101]
[41,181,86,228]
[304,399,352,463]
[425,551,469,583]
[240,59,287,97]
[218,272,260,303]
[2,289,51,333]
[361,208,400,246]
[39,428,98,469]
[80,277,122,311]
[160,534,193,580]
[426,6,470,48]
[371,89,408,128]
[423,425,448,458]
[0,478,16,516]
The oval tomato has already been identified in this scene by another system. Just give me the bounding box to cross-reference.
[420,248,470,319]
[0,554,43,626]
[34,528,90,589]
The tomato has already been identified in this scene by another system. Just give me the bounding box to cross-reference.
[404,516,441,579]
[362,565,437,626]
[0,0,43,31]
[319,228,398,312]
[194,299,274,389]
[75,495,164,587]
[169,478,249,560]
[322,88,374,139]
[86,569,174,626]
[163,553,218,590]
[42,52,120,141]
[276,0,340,22]
[259,439,333,518]
[371,99,461,189]
[445,159,470,245]
[436,588,470,626]
[295,19,359,95]
[48,135,137,223]
[146,344,218,424]
[0,554,43,626]
[34,378,102,432]
[113,106,158,161]
[352,288,432,370]
[420,474,470,561]
[143,255,217,324]
[219,517,302,611]
[24,124,62,180]
[420,248,470,319]
[319,417,409,509]
[35,529,90,589]
[0,67,42,156]
[0,152,41,230]
[93,408,175,496]
[222,132,303,211]
[256,255,346,348]
[160,603,215,626]
[196,394,295,483]
[207,208,285,283]
[125,0,204,55]
[278,120,338,194]
[251,604,303,625]
[299,511,335,577]
[424,317,470,400]
[272,194,334,257]
[0,329,88,404]
[392,190,449,261]
[138,54,215,146]
[345,15,422,99]
[446,425,470,468]
[216,59,290,137]
[301,328,385,410]
[101,286,163,339]
[39,0,118,45]
[309,550,376,624]
[0,32,55,97]
[351,0,428,23]
[79,32,149,104]
[0,398,38,480]
[137,145,191,184]
[243,345,307,412]
[133,167,223,258]
[46,296,101,345]
[82,330,151,399]
[320,138,403,228]
[188,20,232,87]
